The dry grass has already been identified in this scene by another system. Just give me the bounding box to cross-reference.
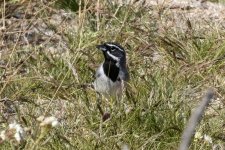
[1,0,225,149]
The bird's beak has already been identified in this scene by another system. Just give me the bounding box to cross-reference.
[96,44,107,51]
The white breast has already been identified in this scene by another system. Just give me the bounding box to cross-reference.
[93,64,122,97]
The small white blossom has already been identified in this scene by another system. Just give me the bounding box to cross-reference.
[9,122,25,143]
[204,134,212,144]
[39,116,59,127]
[51,120,59,127]
[121,144,130,150]
[36,116,45,122]
[125,106,133,115]
[14,132,22,142]
[0,130,6,141]
[194,132,203,140]
[118,142,130,150]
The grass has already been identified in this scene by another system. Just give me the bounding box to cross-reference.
[1,0,225,149]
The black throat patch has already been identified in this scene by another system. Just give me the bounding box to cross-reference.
[103,61,120,82]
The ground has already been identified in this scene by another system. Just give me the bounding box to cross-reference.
[1,0,225,149]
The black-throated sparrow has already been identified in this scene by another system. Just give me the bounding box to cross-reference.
[93,42,129,99]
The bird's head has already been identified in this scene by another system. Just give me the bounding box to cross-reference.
[96,42,126,63]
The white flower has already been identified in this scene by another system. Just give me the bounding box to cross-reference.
[0,130,6,141]
[121,144,130,150]
[39,116,59,127]
[203,134,212,144]
[118,142,130,150]
[194,132,203,140]
[37,116,45,122]
[9,122,25,143]
[51,120,59,127]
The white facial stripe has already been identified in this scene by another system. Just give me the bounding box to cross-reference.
[107,51,120,61]
[106,43,124,52]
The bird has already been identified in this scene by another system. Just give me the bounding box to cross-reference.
[93,42,129,101]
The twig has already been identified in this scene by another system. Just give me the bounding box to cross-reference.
[96,0,100,31]
[66,59,79,82]
[0,0,6,30]
[178,89,214,150]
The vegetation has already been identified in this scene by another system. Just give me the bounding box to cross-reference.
[1,0,225,149]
